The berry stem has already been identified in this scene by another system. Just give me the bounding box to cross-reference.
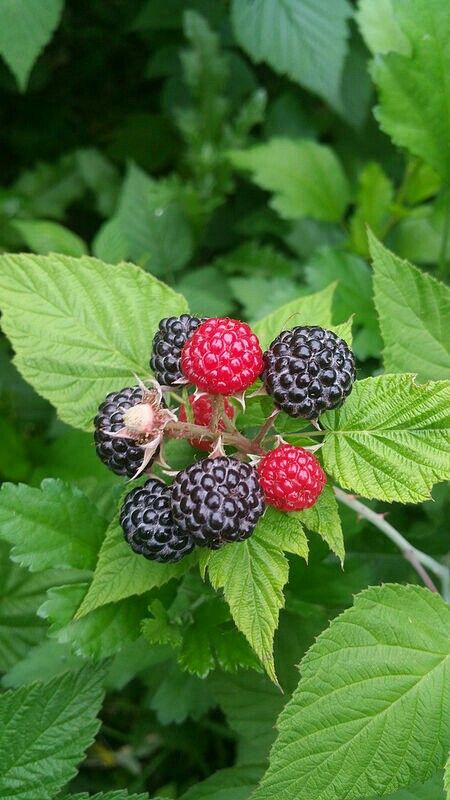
[165,420,265,455]
[210,395,224,433]
[334,487,450,601]
[252,408,280,447]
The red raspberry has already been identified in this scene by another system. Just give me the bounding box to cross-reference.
[179,395,234,450]
[181,318,264,395]
[258,444,326,511]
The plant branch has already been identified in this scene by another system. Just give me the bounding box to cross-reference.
[166,420,264,455]
[252,408,280,447]
[334,487,450,601]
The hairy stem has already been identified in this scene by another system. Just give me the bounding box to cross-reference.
[166,420,264,455]
[334,487,450,601]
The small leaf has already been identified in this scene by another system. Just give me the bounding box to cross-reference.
[253,284,335,351]
[229,140,350,222]
[264,507,309,560]
[40,583,150,660]
[142,599,183,648]
[203,512,291,683]
[299,483,344,563]
[75,515,195,617]
[252,585,450,800]
[0,0,64,91]
[0,252,188,430]
[0,665,104,800]
[179,764,263,800]
[349,162,394,256]
[356,0,411,55]
[372,0,450,182]
[370,233,450,381]
[116,164,194,275]
[231,0,352,112]
[322,374,450,503]
[12,219,87,257]
[0,479,106,572]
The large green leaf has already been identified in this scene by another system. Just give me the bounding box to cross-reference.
[202,509,306,683]
[252,585,450,800]
[229,140,350,222]
[372,0,450,182]
[252,284,334,351]
[0,479,106,572]
[231,0,352,112]
[66,793,149,800]
[372,772,445,800]
[0,252,188,429]
[75,515,194,617]
[0,665,104,800]
[322,374,450,502]
[370,234,450,381]
[0,0,64,90]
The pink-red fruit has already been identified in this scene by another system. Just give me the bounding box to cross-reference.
[181,317,263,395]
[258,444,326,511]
[179,395,234,450]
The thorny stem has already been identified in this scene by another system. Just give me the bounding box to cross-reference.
[334,487,450,601]
[210,395,224,433]
[252,408,280,447]
[166,420,265,455]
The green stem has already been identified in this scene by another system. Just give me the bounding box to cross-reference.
[334,487,450,601]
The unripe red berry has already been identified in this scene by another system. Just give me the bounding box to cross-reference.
[179,395,234,451]
[181,317,263,395]
[258,444,326,511]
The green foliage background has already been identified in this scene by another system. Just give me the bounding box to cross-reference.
[0,1,448,799]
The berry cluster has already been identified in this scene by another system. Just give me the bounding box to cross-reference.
[93,314,356,562]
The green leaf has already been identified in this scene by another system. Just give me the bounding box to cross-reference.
[356,0,411,55]
[116,164,194,275]
[370,233,450,381]
[149,660,215,725]
[263,507,309,560]
[180,765,263,800]
[0,479,106,572]
[203,511,292,683]
[211,670,285,764]
[371,772,445,800]
[231,0,352,112]
[2,640,84,689]
[0,541,66,672]
[322,374,450,502]
[0,0,64,91]
[298,483,344,563]
[229,276,298,324]
[75,515,195,617]
[349,162,394,256]
[40,583,150,659]
[229,140,350,222]
[0,665,104,800]
[252,284,335,351]
[142,599,183,648]
[65,793,149,800]
[0,252,188,430]
[252,585,450,800]
[12,219,87,257]
[0,419,29,482]
[445,757,450,799]
[92,217,128,264]
[388,201,450,265]
[177,266,235,317]
[372,0,450,182]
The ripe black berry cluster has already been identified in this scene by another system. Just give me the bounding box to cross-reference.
[93,314,356,562]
